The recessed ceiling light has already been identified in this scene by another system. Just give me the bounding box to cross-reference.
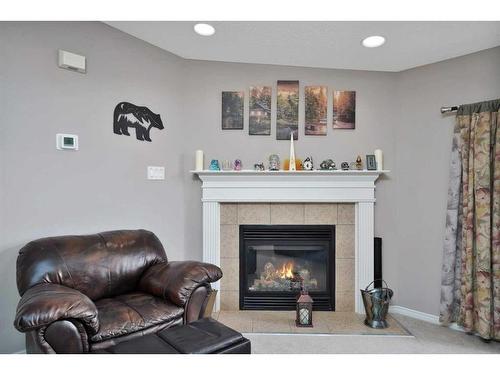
[194,23,215,36]
[362,35,386,48]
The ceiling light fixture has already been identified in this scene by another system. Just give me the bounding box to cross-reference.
[361,35,386,48]
[194,23,215,36]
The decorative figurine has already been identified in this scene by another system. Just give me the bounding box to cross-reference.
[320,159,336,170]
[355,155,363,170]
[268,154,280,171]
[254,162,265,171]
[289,133,296,171]
[341,162,350,170]
[303,156,314,171]
[233,159,242,171]
[209,159,220,171]
[222,160,231,171]
[284,159,302,171]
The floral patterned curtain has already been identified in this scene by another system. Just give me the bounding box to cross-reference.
[440,99,500,341]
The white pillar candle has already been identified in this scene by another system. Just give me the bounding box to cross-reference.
[195,150,204,171]
[374,149,383,171]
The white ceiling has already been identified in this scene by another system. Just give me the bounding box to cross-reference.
[105,21,500,72]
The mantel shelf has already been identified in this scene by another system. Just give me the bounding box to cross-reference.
[191,169,390,176]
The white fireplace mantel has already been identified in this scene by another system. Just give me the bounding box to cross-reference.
[191,169,389,313]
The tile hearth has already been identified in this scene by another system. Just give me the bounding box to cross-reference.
[219,203,355,312]
[213,311,411,336]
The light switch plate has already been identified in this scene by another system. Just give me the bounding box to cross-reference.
[147,166,165,180]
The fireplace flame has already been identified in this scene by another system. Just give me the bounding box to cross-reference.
[277,262,294,279]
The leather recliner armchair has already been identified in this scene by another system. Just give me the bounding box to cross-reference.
[13,229,222,353]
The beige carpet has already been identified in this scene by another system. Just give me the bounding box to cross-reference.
[214,310,411,336]
[243,313,500,353]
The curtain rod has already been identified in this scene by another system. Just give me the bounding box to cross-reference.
[440,105,460,114]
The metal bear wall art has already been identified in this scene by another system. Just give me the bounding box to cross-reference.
[113,102,164,142]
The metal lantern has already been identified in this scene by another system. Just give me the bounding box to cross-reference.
[296,289,314,327]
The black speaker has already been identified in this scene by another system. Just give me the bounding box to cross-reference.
[374,237,382,288]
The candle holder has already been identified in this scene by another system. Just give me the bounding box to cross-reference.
[296,286,314,328]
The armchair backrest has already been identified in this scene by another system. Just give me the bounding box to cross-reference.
[16,229,167,300]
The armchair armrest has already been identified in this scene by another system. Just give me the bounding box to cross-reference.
[139,261,222,307]
[14,284,99,334]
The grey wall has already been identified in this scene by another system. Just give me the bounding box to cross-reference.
[393,47,500,314]
[1,21,499,353]
[0,22,187,353]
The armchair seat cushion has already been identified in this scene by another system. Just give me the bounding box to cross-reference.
[91,292,183,342]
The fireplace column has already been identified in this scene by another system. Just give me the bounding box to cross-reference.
[203,201,221,311]
[355,202,375,313]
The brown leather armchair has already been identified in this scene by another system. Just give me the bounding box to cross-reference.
[13,230,222,353]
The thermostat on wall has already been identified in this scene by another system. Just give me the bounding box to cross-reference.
[56,134,79,150]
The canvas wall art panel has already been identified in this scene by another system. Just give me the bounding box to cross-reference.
[222,91,244,129]
[332,90,356,129]
[249,86,272,135]
[305,86,327,136]
[276,80,299,140]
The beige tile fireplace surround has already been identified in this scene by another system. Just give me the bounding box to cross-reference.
[192,170,388,314]
[219,203,355,312]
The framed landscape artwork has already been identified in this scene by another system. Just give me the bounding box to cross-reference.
[305,86,327,135]
[249,86,272,135]
[332,90,356,129]
[222,91,244,130]
[276,80,299,140]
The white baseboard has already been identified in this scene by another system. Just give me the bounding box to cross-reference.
[389,305,440,324]
[389,305,465,332]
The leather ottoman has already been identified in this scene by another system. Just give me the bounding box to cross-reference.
[94,318,251,354]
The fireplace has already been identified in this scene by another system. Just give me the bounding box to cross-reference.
[239,225,335,311]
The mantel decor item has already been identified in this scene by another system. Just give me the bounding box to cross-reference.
[209,159,220,171]
[233,159,242,171]
[222,91,244,130]
[268,154,280,171]
[254,163,265,171]
[195,150,204,171]
[303,156,314,171]
[289,133,296,171]
[366,155,377,170]
[341,162,350,170]
[222,160,231,171]
[332,90,356,129]
[320,159,336,170]
[355,155,363,170]
[296,287,313,327]
[283,159,303,171]
[374,149,384,171]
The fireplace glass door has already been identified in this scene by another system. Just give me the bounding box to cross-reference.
[246,243,328,293]
[240,225,335,310]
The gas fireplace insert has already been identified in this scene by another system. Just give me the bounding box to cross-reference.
[239,225,335,311]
